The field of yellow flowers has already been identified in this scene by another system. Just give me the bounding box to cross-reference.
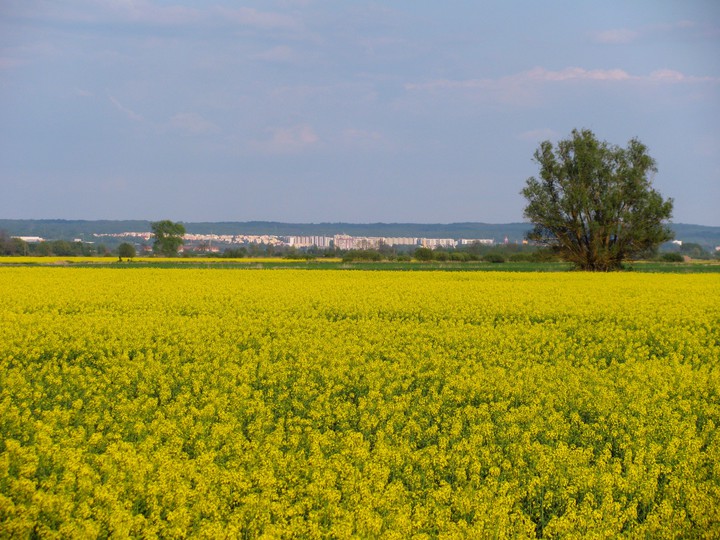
[1,268,719,538]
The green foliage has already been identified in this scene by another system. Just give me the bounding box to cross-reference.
[483,252,506,263]
[522,129,674,271]
[660,252,684,263]
[678,242,711,260]
[0,231,27,255]
[151,220,186,257]
[414,247,434,261]
[222,247,248,258]
[450,251,471,262]
[24,240,95,257]
[342,249,383,262]
[117,243,136,261]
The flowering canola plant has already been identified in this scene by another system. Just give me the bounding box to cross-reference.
[1,268,719,538]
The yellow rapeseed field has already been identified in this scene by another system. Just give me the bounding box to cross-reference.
[1,268,718,538]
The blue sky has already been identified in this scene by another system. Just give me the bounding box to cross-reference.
[1,1,719,225]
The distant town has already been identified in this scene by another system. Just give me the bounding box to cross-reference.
[2,220,719,258]
[84,231,509,253]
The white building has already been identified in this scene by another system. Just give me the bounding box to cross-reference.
[458,238,494,246]
[333,235,383,250]
[14,236,44,243]
[421,238,456,249]
[286,236,333,248]
[383,237,419,246]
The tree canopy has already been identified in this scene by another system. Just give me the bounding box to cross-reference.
[522,129,674,271]
[117,242,136,261]
[151,220,186,257]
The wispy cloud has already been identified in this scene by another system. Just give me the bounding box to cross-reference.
[252,124,319,154]
[525,67,634,82]
[590,19,716,44]
[215,7,301,31]
[340,128,389,150]
[407,66,718,92]
[647,69,717,83]
[407,68,622,91]
[0,57,24,69]
[405,66,719,108]
[8,1,302,31]
[106,0,199,26]
[591,28,640,44]
[108,95,144,122]
[342,128,383,142]
[8,0,198,26]
[169,112,219,136]
[0,42,58,69]
[252,45,300,63]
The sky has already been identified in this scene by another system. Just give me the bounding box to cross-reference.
[1,1,719,225]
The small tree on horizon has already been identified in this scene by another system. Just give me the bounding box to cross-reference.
[151,220,186,257]
[521,129,674,271]
[118,242,136,261]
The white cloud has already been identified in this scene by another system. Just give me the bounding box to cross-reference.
[591,19,715,45]
[404,66,719,109]
[591,28,639,44]
[7,1,301,31]
[648,69,716,83]
[340,128,388,150]
[0,57,24,69]
[342,128,383,142]
[253,124,319,154]
[270,82,378,106]
[252,46,298,63]
[525,67,633,82]
[214,7,301,30]
[0,42,58,69]
[106,0,199,25]
[407,66,718,93]
[169,112,219,136]
[27,0,202,26]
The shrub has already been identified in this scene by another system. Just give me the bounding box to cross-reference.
[342,250,383,262]
[509,253,533,262]
[414,247,434,261]
[660,252,684,263]
[483,253,506,263]
[450,252,470,262]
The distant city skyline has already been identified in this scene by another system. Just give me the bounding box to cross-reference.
[1,1,719,225]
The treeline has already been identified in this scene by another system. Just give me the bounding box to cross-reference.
[338,244,561,263]
[0,232,101,257]
[2,231,717,261]
[661,241,718,260]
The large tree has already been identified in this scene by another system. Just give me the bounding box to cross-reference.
[151,220,186,257]
[521,129,674,271]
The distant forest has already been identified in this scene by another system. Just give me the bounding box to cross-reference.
[1,219,719,249]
